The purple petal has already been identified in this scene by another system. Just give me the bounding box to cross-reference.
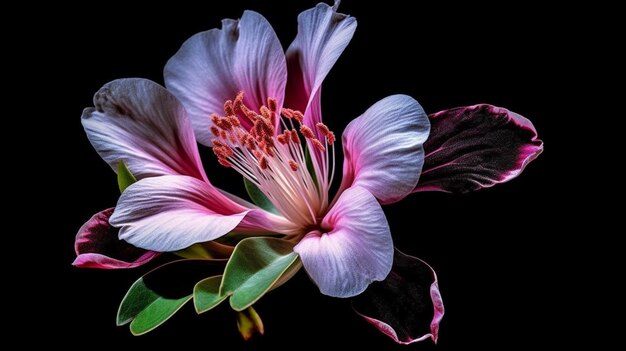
[415,104,543,193]
[294,186,393,298]
[285,0,356,138]
[110,175,284,252]
[165,10,287,144]
[82,78,206,181]
[73,208,159,269]
[340,95,430,204]
[352,249,444,345]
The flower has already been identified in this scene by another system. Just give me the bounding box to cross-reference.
[75,1,542,344]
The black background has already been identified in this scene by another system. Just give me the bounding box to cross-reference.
[44,0,576,349]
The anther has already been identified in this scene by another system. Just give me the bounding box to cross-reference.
[224,100,235,116]
[288,160,299,171]
[300,125,315,139]
[268,97,278,113]
[312,139,326,152]
[210,126,220,137]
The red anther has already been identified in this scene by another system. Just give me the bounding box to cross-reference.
[290,130,300,144]
[300,125,315,139]
[240,104,258,122]
[288,160,299,171]
[316,122,330,136]
[327,131,336,144]
[261,119,274,136]
[259,156,268,170]
[214,145,234,158]
[253,150,262,159]
[210,126,220,137]
[217,157,231,167]
[234,91,244,109]
[211,113,220,125]
[246,138,257,151]
[277,133,287,144]
[282,108,294,119]
[228,134,237,144]
[212,139,226,148]
[220,130,227,139]
[218,117,233,131]
[260,106,272,120]
[312,139,326,152]
[268,97,278,113]
[293,111,304,123]
[254,121,265,140]
[228,115,241,127]
[224,100,234,116]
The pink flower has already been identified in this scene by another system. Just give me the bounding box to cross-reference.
[76,1,542,344]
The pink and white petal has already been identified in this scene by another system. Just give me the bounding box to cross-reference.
[294,186,393,298]
[352,249,444,345]
[110,175,274,252]
[165,11,287,143]
[285,0,356,136]
[414,104,543,193]
[82,78,206,181]
[73,208,159,269]
[340,95,430,204]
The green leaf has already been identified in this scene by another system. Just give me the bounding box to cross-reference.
[117,160,137,193]
[117,259,226,334]
[220,237,299,311]
[130,295,191,336]
[194,275,228,314]
[244,178,278,214]
[117,278,159,326]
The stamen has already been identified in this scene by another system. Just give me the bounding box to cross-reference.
[277,133,288,145]
[316,122,330,136]
[224,100,234,116]
[300,125,315,139]
[290,130,300,144]
[293,111,304,123]
[260,106,272,121]
[288,160,299,171]
[209,91,338,227]
[268,97,278,113]
[312,139,326,152]
[282,108,294,119]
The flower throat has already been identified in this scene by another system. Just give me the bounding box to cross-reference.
[210,92,336,227]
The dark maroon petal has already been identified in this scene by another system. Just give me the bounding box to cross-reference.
[352,249,444,345]
[415,104,543,193]
[73,208,159,269]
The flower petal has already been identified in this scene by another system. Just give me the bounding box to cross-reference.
[415,104,543,193]
[110,175,277,252]
[82,78,206,181]
[165,10,287,144]
[73,208,159,269]
[352,249,444,345]
[340,95,430,204]
[285,0,357,135]
[294,186,393,298]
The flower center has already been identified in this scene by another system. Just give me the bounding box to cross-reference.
[210,92,336,228]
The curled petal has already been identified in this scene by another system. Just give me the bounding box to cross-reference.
[285,0,357,138]
[352,249,444,345]
[110,176,283,252]
[340,95,430,204]
[295,187,393,298]
[82,78,206,181]
[415,104,543,193]
[165,10,287,143]
[73,208,159,269]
